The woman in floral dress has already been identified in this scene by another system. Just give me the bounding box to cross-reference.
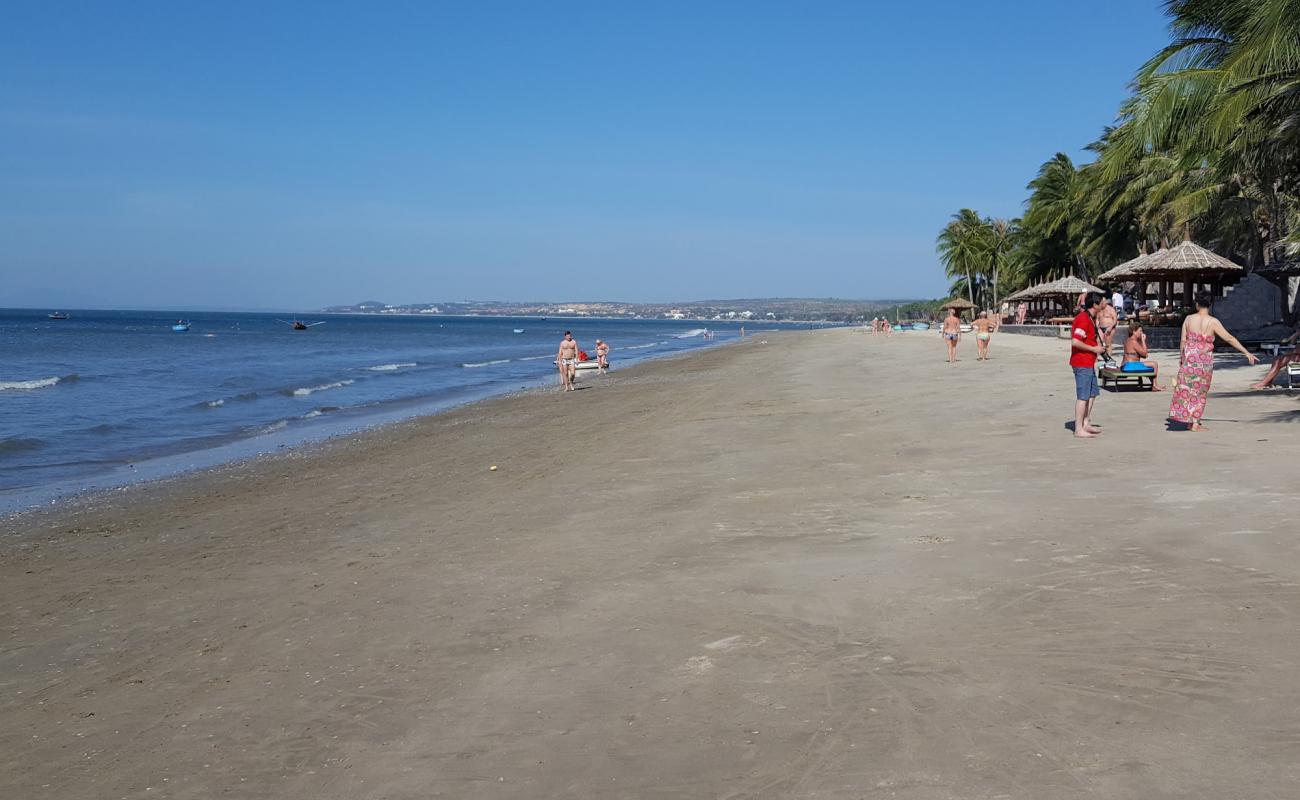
[1169,293,1258,431]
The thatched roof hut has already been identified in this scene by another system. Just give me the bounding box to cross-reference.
[942,297,976,310]
[1021,275,1101,298]
[1096,249,1166,283]
[1100,241,1243,284]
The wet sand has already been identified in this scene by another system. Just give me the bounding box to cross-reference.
[3,329,1299,799]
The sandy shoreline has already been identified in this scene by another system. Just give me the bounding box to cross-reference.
[4,329,1299,798]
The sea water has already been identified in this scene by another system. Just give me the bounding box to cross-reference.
[0,310,810,510]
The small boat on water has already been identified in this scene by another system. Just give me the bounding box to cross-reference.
[910,322,929,331]
[48,312,69,320]
[278,319,326,330]
[513,328,525,334]
[172,320,191,332]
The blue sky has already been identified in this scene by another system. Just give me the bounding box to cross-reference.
[2,1,1171,309]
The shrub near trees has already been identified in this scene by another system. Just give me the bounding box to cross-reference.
[938,0,1300,305]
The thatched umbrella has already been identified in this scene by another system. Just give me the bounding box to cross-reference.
[938,296,977,320]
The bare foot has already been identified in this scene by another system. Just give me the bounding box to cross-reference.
[1249,383,1269,390]
[1152,385,1165,392]
[1085,425,1103,434]
[1074,431,1098,439]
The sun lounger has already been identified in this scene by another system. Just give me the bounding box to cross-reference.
[1098,366,1155,391]
[1287,362,1300,391]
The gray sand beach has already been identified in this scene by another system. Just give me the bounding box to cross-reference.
[3,329,1298,799]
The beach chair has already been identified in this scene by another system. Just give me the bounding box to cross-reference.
[1287,361,1300,391]
[1098,366,1155,391]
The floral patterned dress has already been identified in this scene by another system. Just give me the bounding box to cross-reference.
[1169,330,1214,423]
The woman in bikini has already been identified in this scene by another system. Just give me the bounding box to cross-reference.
[941,309,961,363]
[1121,320,1164,390]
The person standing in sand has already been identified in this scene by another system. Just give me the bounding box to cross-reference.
[971,311,995,361]
[595,339,610,375]
[941,308,961,363]
[556,331,579,391]
[1097,296,1119,349]
[1070,292,1108,439]
[1168,293,1257,431]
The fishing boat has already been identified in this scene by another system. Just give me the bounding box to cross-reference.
[277,319,326,330]
[48,311,69,320]
[171,320,191,332]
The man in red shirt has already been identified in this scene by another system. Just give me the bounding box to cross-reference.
[1070,292,1110,438]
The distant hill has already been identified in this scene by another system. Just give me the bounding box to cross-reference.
[322,297,928,322]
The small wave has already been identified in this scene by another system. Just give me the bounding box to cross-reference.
[367,362,417,372]
[301,406,340,419]
[622,342,658,350]
[289,379,355,397]
[0,373,76,391]
[462,359,511,368]
[262,420,288,433]
[86,423,128,435]
[675,328,709,339]
[518,354,552,361]
[0,436,46,454]
[197,391,258,409]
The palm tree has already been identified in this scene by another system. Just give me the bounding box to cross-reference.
[936,209,987,306]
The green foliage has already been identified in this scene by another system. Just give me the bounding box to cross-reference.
[942,0,1300,297]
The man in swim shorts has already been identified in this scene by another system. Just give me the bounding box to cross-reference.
[971,311,995,361]
[1097,295,1119,349]
[941,308,961,363]
[557,331,579,391]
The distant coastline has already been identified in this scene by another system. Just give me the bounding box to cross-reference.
[322,297,926,323]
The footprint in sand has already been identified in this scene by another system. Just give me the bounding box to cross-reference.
[680,655,714,675]
[704,635,767,651]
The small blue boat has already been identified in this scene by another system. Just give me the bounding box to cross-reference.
[172,320,191,332]
[910,322,930,331]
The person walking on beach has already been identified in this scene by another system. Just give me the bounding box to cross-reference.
[1169,293,1257,431]
[971,311,995,361]
[595,339,610,375]
[557,331,579,391]
[941,308,961,363]
[1070,292,1109,439]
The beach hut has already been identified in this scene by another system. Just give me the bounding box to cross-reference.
[1098,241,1243,310]
[1096,249,1166,283]
[1012,276,1102,322]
